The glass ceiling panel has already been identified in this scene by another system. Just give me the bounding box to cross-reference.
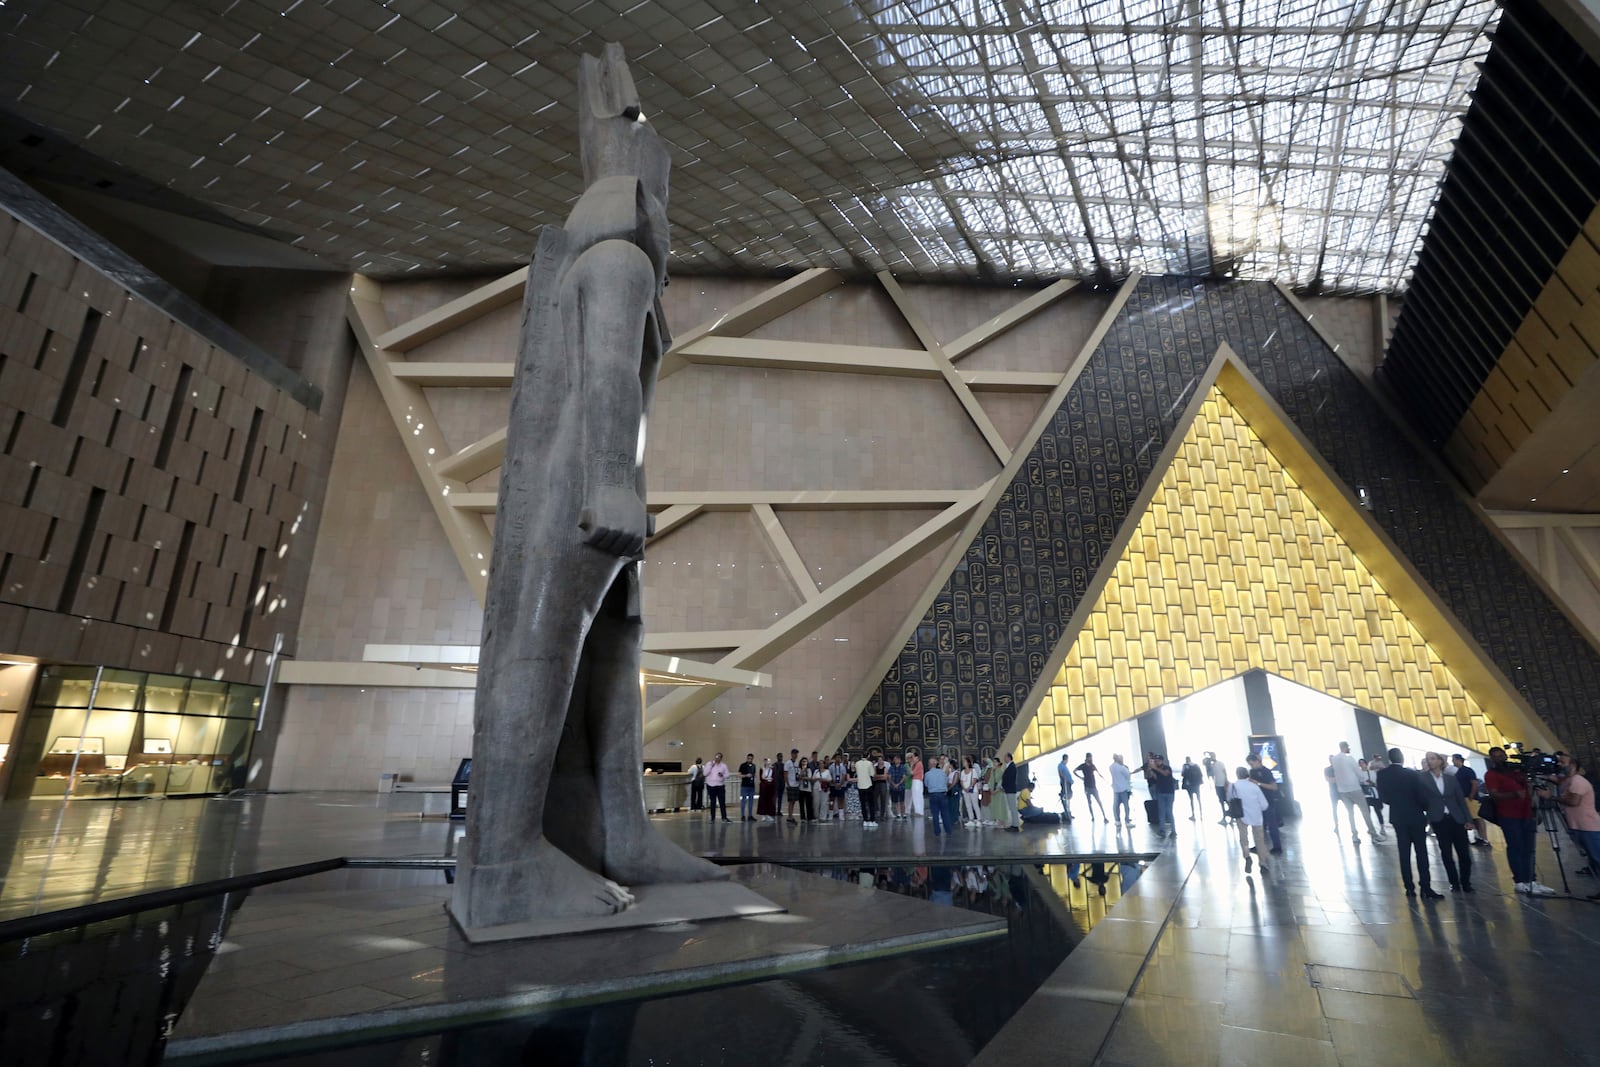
[869,0,1499,289]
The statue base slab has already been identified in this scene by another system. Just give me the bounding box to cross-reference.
[447,880,783,943]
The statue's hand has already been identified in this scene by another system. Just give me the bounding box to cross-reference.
[579,486,647,557]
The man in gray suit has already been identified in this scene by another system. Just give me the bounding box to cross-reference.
[1422,751,1474,892]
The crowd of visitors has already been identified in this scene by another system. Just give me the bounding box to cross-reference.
[680,736,1600,902]
[684,748,1034,833]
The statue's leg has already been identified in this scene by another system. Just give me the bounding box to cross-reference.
[582,578,729,885]
[454,558,636,927]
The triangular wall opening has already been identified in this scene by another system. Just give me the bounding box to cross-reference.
[1014,359,1551,762]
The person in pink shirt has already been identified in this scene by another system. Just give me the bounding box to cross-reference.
[703,753,730,822]
[908,750,925,817]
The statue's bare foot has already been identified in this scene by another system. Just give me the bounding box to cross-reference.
[459,838,634,928]
[604,821,731,886]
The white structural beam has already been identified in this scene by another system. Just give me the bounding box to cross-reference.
[648,504,702,541]
[753,504,821,603]
[660,267,845,378]
[451,488,978,515]
[877,271,1011,464]
[641,486,991,743]
[388,363,515,387]
[347,276,495,604]
[374,268,529,353]
[1487,511,1600,529]
[433,427,509,482]
[945,278,1078,360]
[358,643,771,688]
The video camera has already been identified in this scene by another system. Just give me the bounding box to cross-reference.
[1503,745,1561,787]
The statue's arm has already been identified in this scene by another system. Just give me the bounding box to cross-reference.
[563,238,657,558]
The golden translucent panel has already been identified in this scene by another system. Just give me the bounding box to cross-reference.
[1018,389,1510,762]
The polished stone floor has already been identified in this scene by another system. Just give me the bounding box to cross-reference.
[166,862,1006,1064]
[979,817,1600,1067]
[4,790,1600,1065]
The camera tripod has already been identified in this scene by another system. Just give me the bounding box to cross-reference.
[1530,791,1576,899]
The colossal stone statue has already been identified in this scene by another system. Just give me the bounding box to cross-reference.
[450,44,726,934]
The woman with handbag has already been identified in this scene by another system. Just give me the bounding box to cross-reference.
[795,758,815,822]
[756,757,778,822]
[1228,767,1271,874]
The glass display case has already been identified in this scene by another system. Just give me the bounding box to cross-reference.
[5,667,264,801]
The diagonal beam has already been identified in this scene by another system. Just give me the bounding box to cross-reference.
[641,487,991,743]
[877,271,1011,463]
[347,276,495,604]
[660,267,846,379]
[434,427,508,482]
[647,503,701,541]
[375,268,529,353]
[753,504,820,603]
[946,278,1079,360]
[817,271,1146,755]
[643,630,764,652]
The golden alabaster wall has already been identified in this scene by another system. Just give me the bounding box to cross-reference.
[1017,379,1523,763]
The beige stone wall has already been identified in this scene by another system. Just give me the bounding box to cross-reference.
[1497,524,1600,646]
[267,272,1416,790]
[0,206,346,683]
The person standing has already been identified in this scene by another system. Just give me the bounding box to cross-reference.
[872,751,891,826]
[810,758,830,822]
[756,757,778,822]
[985,756,1007,827]
[1109,754,1133,829]
[1423,751,1473,892]
[889,755,915,825]
[738,753,757,822]
[1229,767,1270,874]
[1538,752,1600,899]
[855,752,878,827]
[703,753,730,823]
[1376,747,1442,899]
[1001,753,1021,832]
[1057,752,1075,822]
[908,750,925,818]
[1076,754,1109,821]
[943,755,964,832]
[831,753,850,819]
[1245,753,1284,854]
[1146,753,1176,835]
[1330,741,1382,843]
[926,757,951,836]
[688,756,706,811]
[1483,746,1554,895]
[1205,752,1230,825]
[1452,754,1490,849]
[961,755,983,827]
[784,749,801,824]
[1181,756,1203,820]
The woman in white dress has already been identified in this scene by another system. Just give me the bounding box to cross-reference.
[960,755,983,826]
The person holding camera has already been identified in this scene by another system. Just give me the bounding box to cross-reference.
[1483,746,1556,896]
[1537,752,1600,899]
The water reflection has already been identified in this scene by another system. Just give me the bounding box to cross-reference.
[252,862,1148,1067]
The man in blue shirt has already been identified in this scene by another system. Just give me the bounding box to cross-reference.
[925,757,952,836]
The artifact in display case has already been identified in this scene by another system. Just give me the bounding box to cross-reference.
[49,736,104,755]
[143,739,173,755]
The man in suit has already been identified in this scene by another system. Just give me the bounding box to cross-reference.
[1422,751,1474,892]
[1376,747,1444,900]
